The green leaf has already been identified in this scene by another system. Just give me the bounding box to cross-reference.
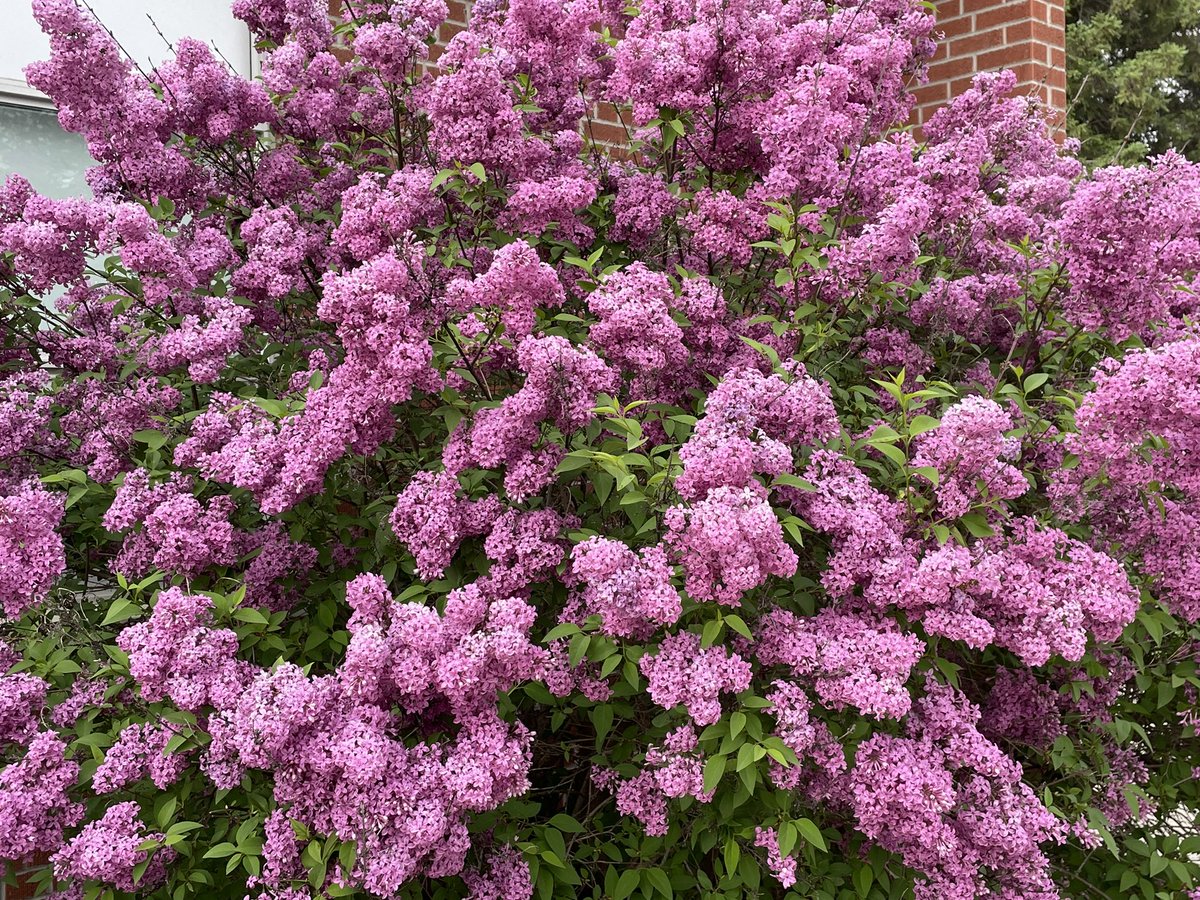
[41,468,87,485]
[724,614,753,640]
[912,465,940,487]
[131,429,168,450]
[796,818,826,851]
[736,743,756,772]
[548,813,584,834]
[772,473,817,492]
[614,868,640,900]
[554,452,594,475]
[568,633,591,668]
[644,867,673,899]
[853,864,874,897]
[65,484,90,509]
[101,597,141,627]
[542,622,581,643]
[729,711,746,741]
[703,755,726,793]
[868,424,903,443]
[232,607,269,625]
[156,795,178,828]
[777,821,797,857]
[132,857,152,885]
[723,839,740,876]
[338,841,357,873]
[1023,372,1050,393]
[959,512,995,538]
[203,843,239,859]
[873,441,908,468]
[592,703,614,746]
[908,415,941,436]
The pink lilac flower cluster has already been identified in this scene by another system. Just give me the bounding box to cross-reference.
[757,609,924,719]
[898,520,1139,665]
[763,680,846,792]
[53,801,170,892]
[0,731,83,861]
[911,396,1029,518]
[92,723,187,794]
[25,0,204,202]
[791,450,915,606]
[451,336,616,500]
[586,264,686,377]
[143,299,253,385]
[0,373,57,472]
[568,537,682,639]
[610,170,676,248]
[754,826,797,889]
[390,470,503,579]
[664,486,797,605]
[462,846,534,900]
[178,248,440,514]
[445,240,566,341]
[0,482,66,619]
[1056,152,1200,341]
[198,573,543,895]
[851,678,1066,900]
[335,575,546,723]
[593,726,712,836]
[116,587,252,712]
[0,177,110,291]
[352,0,447,82]
[0,670,47,746]
[980,668,1065,750]
[104,470,241,578]
[58,378,181,483]
[1059,337,1200,621]
[478,508,570,596]
[331,168,439,262]
[638,632,752,726]
[676,363,838,500]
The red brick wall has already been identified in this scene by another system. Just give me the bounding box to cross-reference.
[913,0,1068,128]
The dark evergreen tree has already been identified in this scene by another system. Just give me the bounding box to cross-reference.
[1067,0,1200,163]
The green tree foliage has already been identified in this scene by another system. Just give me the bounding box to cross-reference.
[1067,0,1200,164]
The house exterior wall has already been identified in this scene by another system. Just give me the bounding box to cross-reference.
[913,0,1069,128]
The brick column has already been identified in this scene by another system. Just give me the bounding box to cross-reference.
[913,0,1067,128]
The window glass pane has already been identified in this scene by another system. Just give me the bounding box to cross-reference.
[0,103,92,198]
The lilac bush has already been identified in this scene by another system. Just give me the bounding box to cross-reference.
[1,0,1199,898]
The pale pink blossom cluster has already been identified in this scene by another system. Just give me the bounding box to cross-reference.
[569,537,682,639]
[0,482,66,619]
[593,726,712,836]
[757,609,924,719]
[851,679,1066,900]
[638,632,752,726]
[911,396,1028,518]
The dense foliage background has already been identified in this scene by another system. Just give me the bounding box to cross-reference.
[2,1,1200,899]
[1067,0,1200,163]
